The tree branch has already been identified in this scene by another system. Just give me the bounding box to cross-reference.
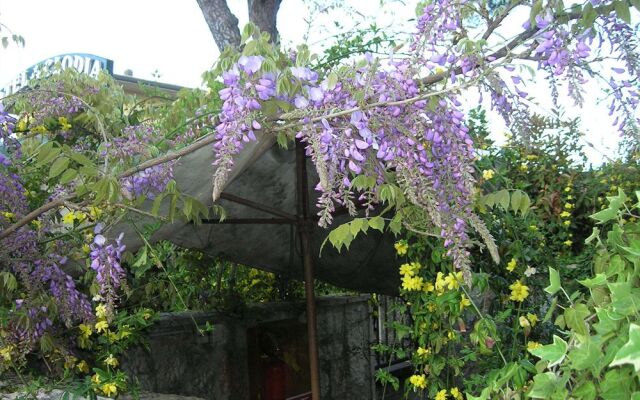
[0,195,73,240]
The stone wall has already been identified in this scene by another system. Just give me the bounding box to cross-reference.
[122,295,375,400]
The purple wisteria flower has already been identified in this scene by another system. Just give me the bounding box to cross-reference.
[89,225,126,311]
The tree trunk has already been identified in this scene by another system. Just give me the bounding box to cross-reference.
[196,0,242,51]
[248,0,282,43]
[196,0,282,52]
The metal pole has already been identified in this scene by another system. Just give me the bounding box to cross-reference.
[295,140,321,400]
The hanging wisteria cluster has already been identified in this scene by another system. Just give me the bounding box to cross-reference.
[89,224,126,311]
[209,0,640,276]
[111,125,176,199]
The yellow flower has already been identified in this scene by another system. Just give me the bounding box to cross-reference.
[560,211,571,218]
[526,154,538,161]
[101,383,118,397]
[409,374,427,389]
[1,211,15,220]
[64,356,77,370]
[563,220,571,226]
[564,187,571,192]
[0,345,13,362]
[89,206,102,220]
[394,241,408,256]
[482,169,495,180]
[77,360,90,373]
[119,326,132,339]
[107,331,119,343]
[566,195,573,200]
[509,280,529,302]
[435,272,447,294]
[95,320,109,333]
[142,309,152,320]
[444,272,463,290]
[79,323,92,338]
[447,331,455,340]
[527,341,542,351]
[32,125,48,134]
[82,244,91,254]
[435,389,448,400]
[423,281,435,292]
[402,275,424,291]
[75,211,87,222]
[564,203,573,209]
[399,263,416,277]
[31,220,42,230]
[62,212,76,225]
[519,163,528,172]
[563,240,572,247]
[416,347,431,357]
[506,258,517,272]
[519,316,530,328]
[104,354,119,368]
[91,374,101,385]
[459,294,471,311]
[527,313,538,326]
[450,387,464,400]
[58,116,72,130]
[95,304,108,319]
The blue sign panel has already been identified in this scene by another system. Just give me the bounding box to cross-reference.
[1,53,114,98]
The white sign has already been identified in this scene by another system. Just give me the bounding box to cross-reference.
[0,53,114,98]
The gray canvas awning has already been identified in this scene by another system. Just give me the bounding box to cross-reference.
[115,136,401,295]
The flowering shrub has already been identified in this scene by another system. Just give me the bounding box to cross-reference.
[1,0,639,398]
[374,107,640,398]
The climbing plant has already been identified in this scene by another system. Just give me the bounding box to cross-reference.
[0,0,639,398]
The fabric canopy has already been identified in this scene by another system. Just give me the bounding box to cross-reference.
[116,136,400,295]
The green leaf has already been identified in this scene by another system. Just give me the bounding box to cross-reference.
[465,387,490,400]
[510,189,522,213]
[615,0,631,23]
[569,340,602,371]
[590,207,618,224]
[68,152,94,166]
[369,216,385,232]
[388,214,402,236]
[572,381,596,400]
[581,3,597,28]
[529,335,568,367]
[59,168,78,184]
[527,372,559,399]
[350,218,366,236]
[326,72,339,90]
[327,223,353,252]
[544,267,561,295]
[564,303,590,335]
[49,156,70,179]
[600,368,633,400]
[79,165,99,177]
[496,189,510,210]
[585,227,600,244]
[610,323,640,373]
[578,273,607,289]
[151,194,165,216]
[276,132,289,149]
[608,281,640,316]
[594,307,620,335]
[0,271,17,293]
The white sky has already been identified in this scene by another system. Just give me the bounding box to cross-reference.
[0,0,625,163]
